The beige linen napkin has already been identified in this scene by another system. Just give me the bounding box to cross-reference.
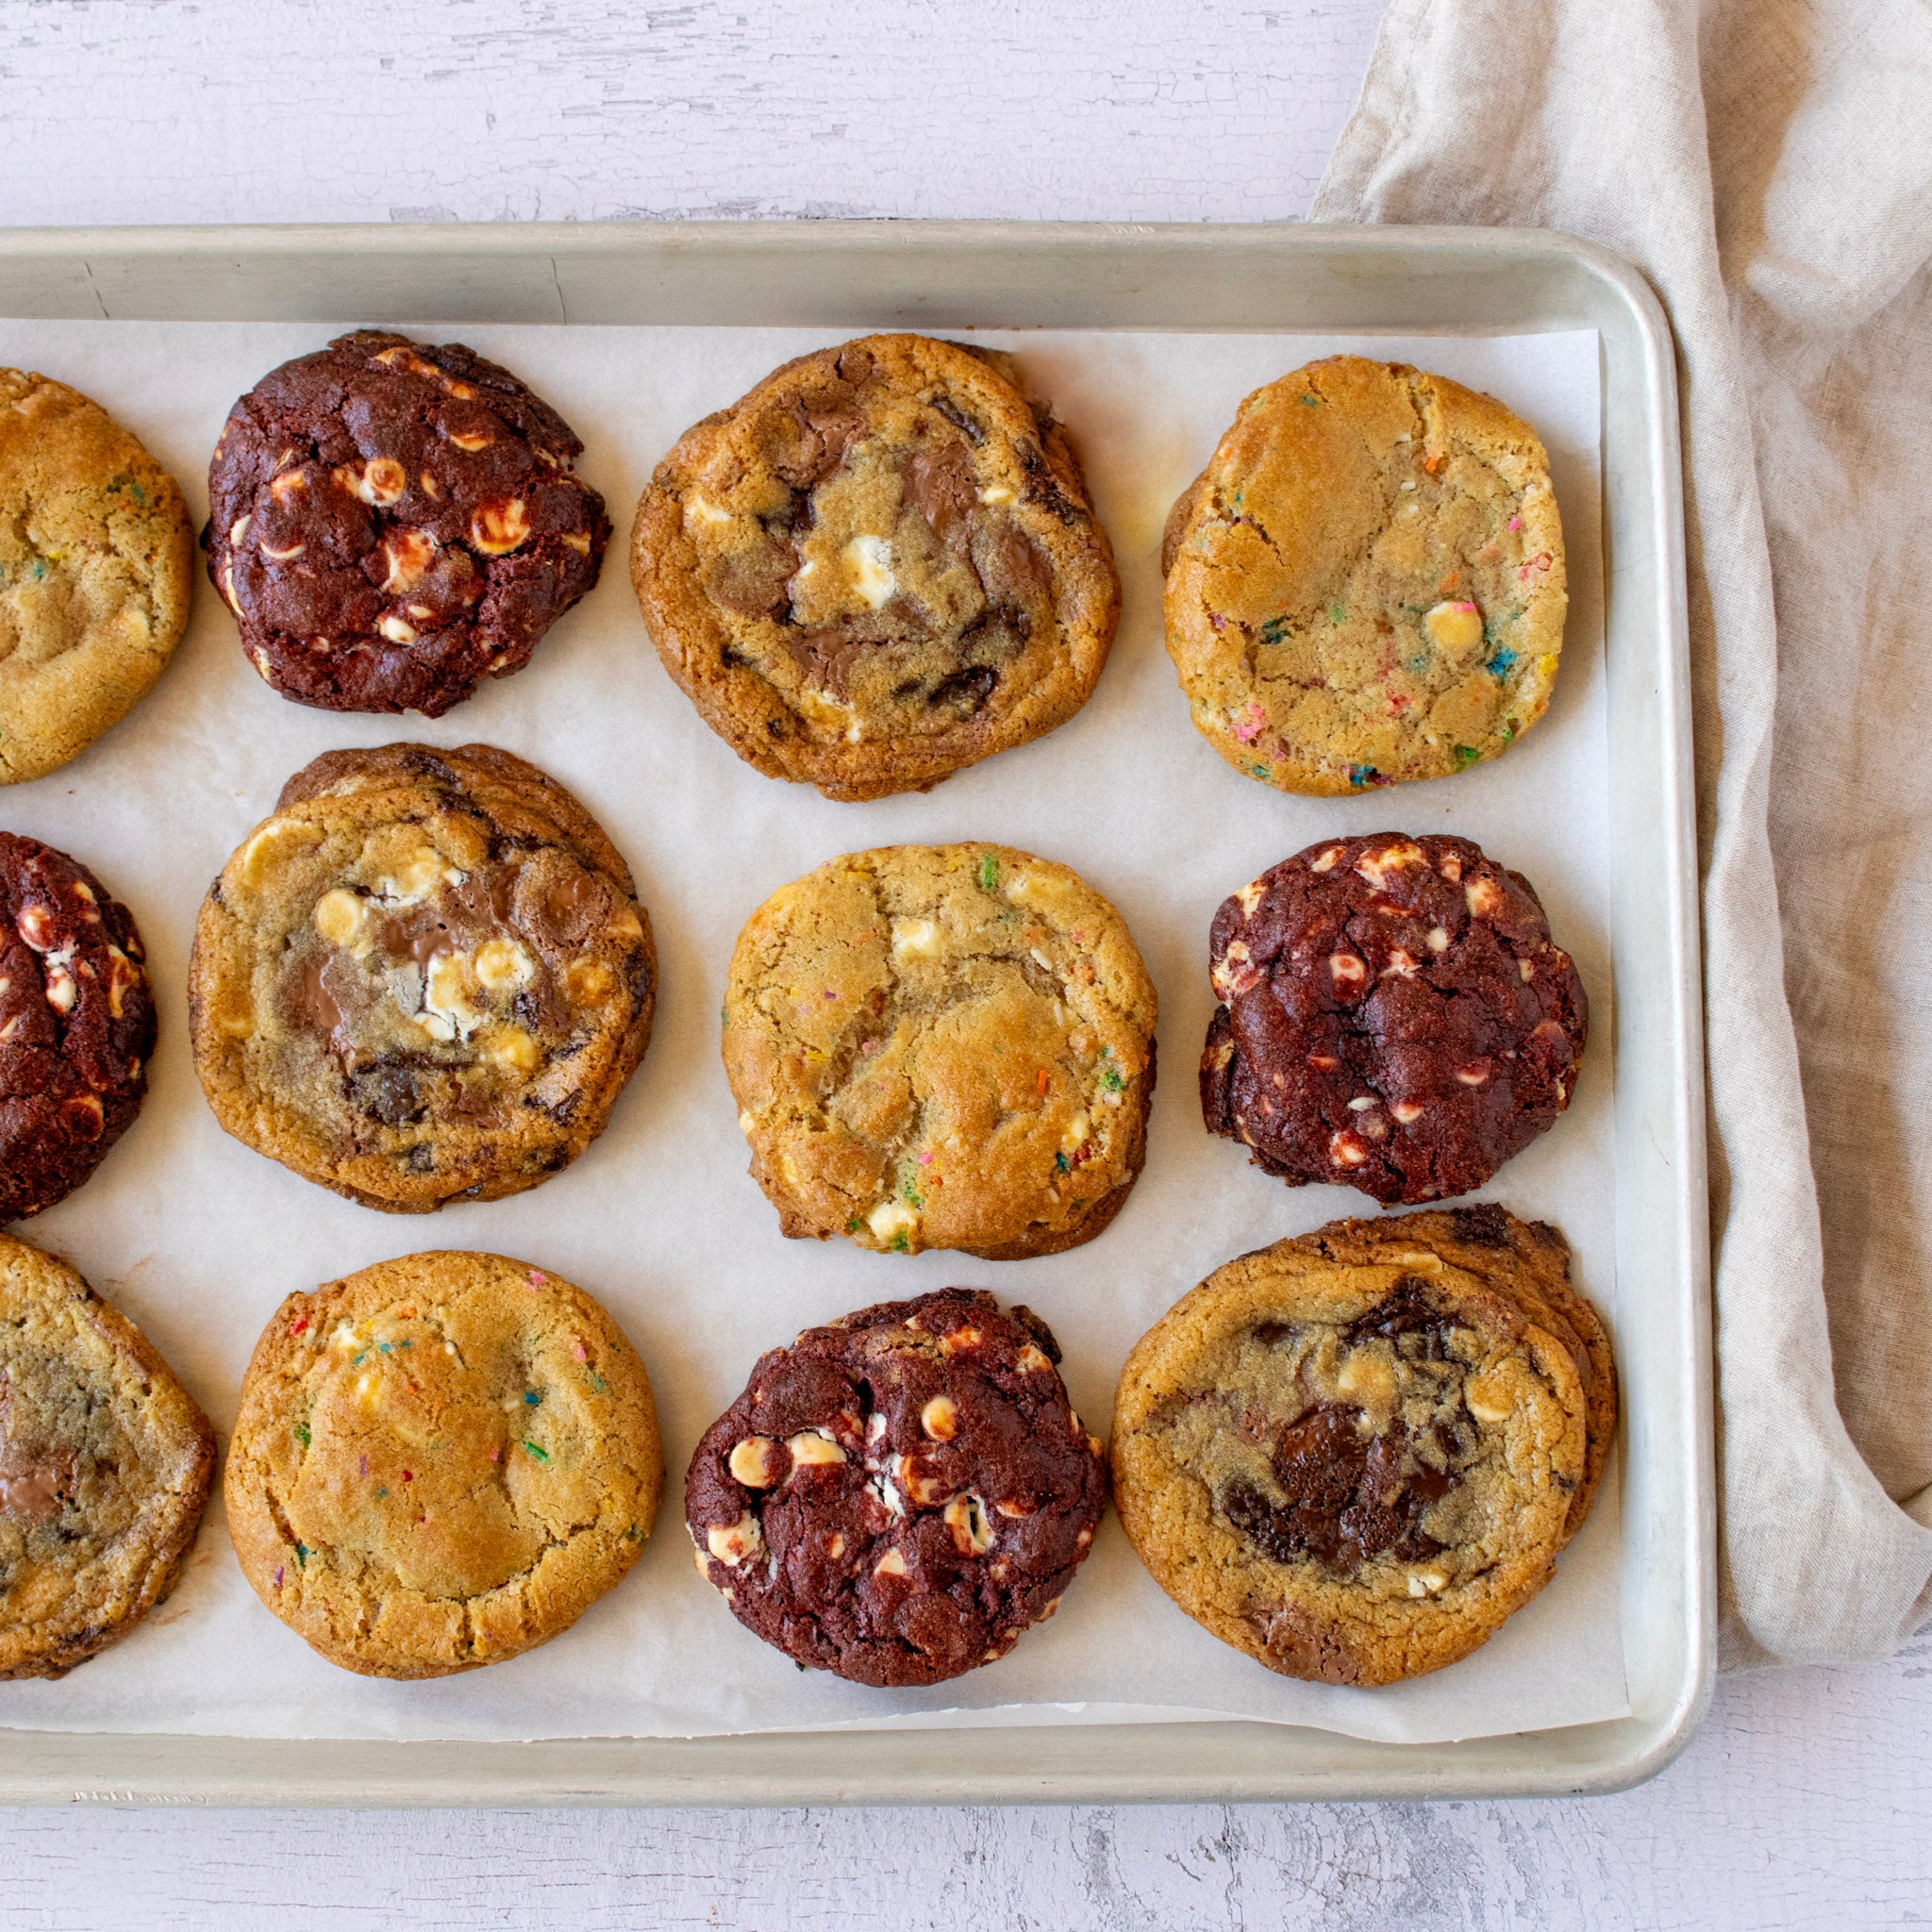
[1314,0,1932,1666]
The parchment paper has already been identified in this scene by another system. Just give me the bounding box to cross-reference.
[0,319,1615,1744]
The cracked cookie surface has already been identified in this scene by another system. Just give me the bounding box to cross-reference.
[1162,355,1566,795]
[2,1234,215,1680]
[631,333,1120,801]
[189,742,656,1212]
[206,330,608,716]
[225,1249,662,1679]
[1201,832,1585,1205]
[1,369,194,784]
[686,1289,1106,1687]
[1111,1208,1609,1687]
[723,842,1157,1259]
[1,831,157,1221]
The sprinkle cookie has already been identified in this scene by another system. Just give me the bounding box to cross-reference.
[225,1250,662,1678]
[723,842,1157,1258]
[1163,356,1566,793]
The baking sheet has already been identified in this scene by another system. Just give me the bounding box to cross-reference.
[0,319,1614,1746]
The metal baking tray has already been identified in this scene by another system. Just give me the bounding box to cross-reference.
[0,220,1709,1806]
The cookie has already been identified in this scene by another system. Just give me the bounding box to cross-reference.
[1,832,157,1221]
[724,843,1157,1258]
[1162,356,1566,794]
[225,1250,662,1678]
[205,330,608,716]
[1,1235,215,1680]
[686,1289,1106,1688]
[1,370,194,784]
[1110,1208,1610,1686]
[631,333,1120,801]
[189,742,655,1212]
[1201,832,1585,1204]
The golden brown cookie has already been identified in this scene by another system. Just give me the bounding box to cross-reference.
[225,1250,662,1679]
[1,1234,215,1680]
[723,843,1157,1259]
[631,334,1120,801]
[1,370,194,784]
[189,743,656,1212]
[1111,1208,1610,1687]
[1162,356,1566,795]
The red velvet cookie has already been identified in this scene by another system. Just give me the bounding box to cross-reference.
[206,331,608,716]
[0,833,155,1221]
[685,1290,1106,1688]
[1200,832,1585,1204]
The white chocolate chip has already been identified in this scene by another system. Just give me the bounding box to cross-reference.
[842,534,895,608]
[1336,1349,1395,1407]
[873,1548,908,1578]
[474,937,536,994]
[895,1454,949,1507]
[866,1198,920,1246]
[480,1024,541,1075]
[1347,1095,1378,1112]
[380,528,439,592]
[707,1516,764,1568]
[940,1325,983,1357]
[1016,1344,1053,1374]
[1455,1060,1492,1087]
[787,1429,846,1468]
[470,498,531,555]
[1328,952,1368,991]
[1465,875,1505,919]
[1423,600,1485,658]
[1390,1099,1425,1125]
[312,889,366,950]
[228,515,252,544]
[943,1492,993,1557]
[1464,1374,1514,1424]
[258,539,307,561]
[377,613,418,645]
[1381,948,1421,979]
[1427,926,1450,953]
[921,1395,959,1441]
[1236,879,1267,916]
[235,816,324,890]
[1308,845,1344,874]
[1329,1130,1369,1167]
[334,457,407,507]
[1519,958,1537,982]
[683,494,733,530]
[445,428,493,452]
[977,484,1015,505]
[1354,841,1427,891]
[890,916,941,960]
[728,1437,782,1487]
[1407,1568,1450,1597]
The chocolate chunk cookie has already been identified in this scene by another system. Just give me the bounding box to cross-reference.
[631,334,1120,801]
[2,371,195,784]
[1163,356,1566,794]
[1111,1208,1611,1686]
[1201,832,1585,1204]
[1,833,157,1221]
[225,1250,662,1678]
[189,743,655,1211]
[724,843,1157,1258]
[686,1290,1106,1688]
[206,330,608,716]
[1,1234,215,1680]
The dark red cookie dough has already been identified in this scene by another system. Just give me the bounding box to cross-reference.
[1200,832,1585,1205]
[0,834,156,1221]
[206,330,609,717]
[685,1289,1107,1688]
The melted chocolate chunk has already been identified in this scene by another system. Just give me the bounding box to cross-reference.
[1220,1402,1452,1573]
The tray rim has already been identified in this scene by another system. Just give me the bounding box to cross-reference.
[0,216,1712,1807]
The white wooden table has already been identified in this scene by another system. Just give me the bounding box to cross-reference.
[2,3,1927,1924]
